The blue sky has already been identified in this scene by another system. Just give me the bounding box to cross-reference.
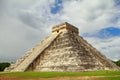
[83,27,120,38]
[0,0,120,62]
[50,0,62,14]
[115,0,120,6]
[51,0,120,39]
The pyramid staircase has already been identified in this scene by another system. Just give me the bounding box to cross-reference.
[5,32,61,72]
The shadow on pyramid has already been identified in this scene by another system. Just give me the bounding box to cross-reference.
[5,22,120,72]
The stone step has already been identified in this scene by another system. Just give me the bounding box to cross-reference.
[11,33,61,72]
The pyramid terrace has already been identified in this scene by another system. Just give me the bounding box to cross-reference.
[5,22,120,72]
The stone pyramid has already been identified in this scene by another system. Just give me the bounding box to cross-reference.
[5,22,120,72]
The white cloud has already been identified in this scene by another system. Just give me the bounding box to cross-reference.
[0,13,42,61]
[85,37,120,61]
[59,0,116,34]
[0,0,120,61]
[0,0,57,62]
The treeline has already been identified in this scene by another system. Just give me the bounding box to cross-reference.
[113,60,120,67]
[0,63,10,71]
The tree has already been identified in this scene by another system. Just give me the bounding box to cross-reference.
[113,60,120,67]
[0,63,10,71]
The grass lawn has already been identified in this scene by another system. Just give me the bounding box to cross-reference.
[0,71,120,80]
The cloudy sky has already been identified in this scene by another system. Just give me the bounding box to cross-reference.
[0,0,120,62]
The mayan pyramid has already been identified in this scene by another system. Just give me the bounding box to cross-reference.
[5,22,120,72]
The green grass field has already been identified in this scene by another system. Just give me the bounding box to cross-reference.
[0,71,120,80]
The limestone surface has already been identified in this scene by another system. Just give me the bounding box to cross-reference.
[5,22,120,72]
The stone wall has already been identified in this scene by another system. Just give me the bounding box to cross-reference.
[26,31,120,71]
[5,22,120,72]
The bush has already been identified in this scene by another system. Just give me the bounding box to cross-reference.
[113,60,120,67]
[0,63,10,71]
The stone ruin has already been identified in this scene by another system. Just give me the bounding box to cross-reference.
[5,22,120,72]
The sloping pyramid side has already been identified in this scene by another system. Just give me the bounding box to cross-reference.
[25,32,120,71]
[5,22,120,72]
[5,32,61,72]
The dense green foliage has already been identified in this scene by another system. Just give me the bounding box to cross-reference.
[113,60,120,67]
[0,71,120,78]
[0,63,10,71]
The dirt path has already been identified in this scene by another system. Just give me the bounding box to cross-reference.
[0,76,104,80]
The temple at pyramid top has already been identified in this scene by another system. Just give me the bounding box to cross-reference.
[52,22,79,35]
